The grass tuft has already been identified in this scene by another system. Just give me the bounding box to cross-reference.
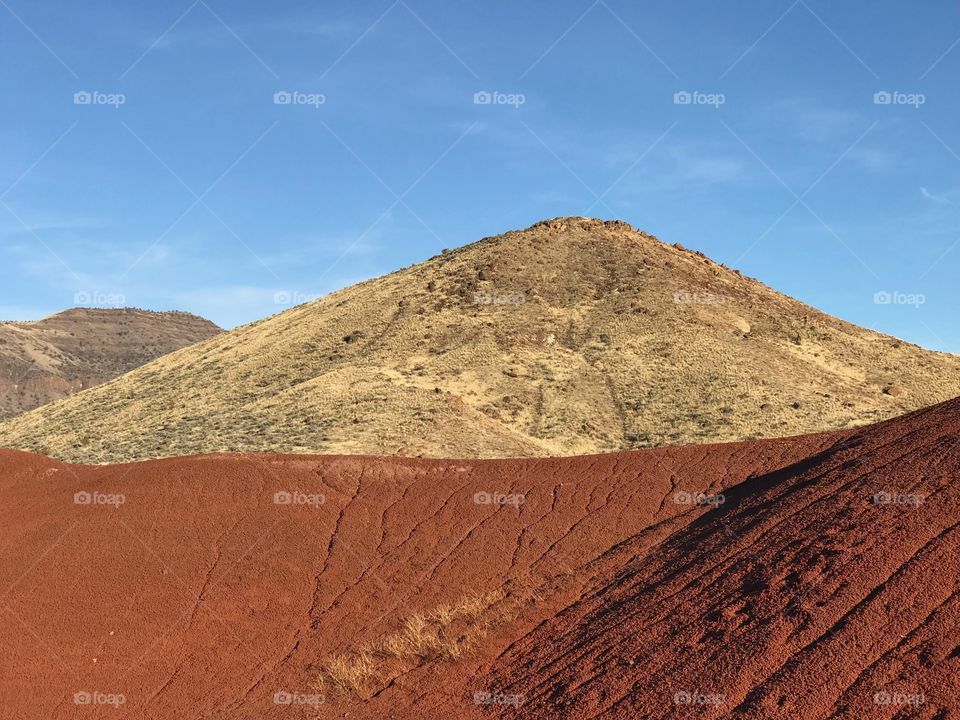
[320,588,519,696]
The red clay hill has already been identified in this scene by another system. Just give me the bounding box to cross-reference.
[0,398,956,718]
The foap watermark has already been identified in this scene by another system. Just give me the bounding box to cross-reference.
[74,691,126,707]
[274,490,325,507]
[274,690,325,706]
[472,291,525,306]
[674,689,725,706]
[473,491,525,507]
[473,691,525,707]
[473,90,525,108]
[673,491,725,508]
[873,90,925,108]
[74,290,126,308]
[872,491,924,507]
[673,90,725,108]
[74,491,125,508]
[873,290,925,307]
[273,290,322,306]
[273,90,326,108]
[74,90,126,108]
[673,290,726,305]
[873,690,925,707]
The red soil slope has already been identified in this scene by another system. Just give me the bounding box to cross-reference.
[0,400,956,719]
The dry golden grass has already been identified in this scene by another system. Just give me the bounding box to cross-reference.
[322,650,378,695]
[3,217,960,462]
[320,589,510,696]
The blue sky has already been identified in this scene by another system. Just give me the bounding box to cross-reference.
[2,1,959,350]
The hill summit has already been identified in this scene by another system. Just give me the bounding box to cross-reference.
[2,217,959,462]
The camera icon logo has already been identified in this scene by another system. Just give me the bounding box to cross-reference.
[273,91,292,105]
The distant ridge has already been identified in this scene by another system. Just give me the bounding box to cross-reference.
[0,307,221,420]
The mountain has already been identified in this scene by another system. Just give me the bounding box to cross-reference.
[2,217,959,463]
[0,308,221,421]
[0,398,955,718]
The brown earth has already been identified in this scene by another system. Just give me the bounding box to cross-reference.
[0,308,221,421]
[2,217,960,463]
[0,398,956,718]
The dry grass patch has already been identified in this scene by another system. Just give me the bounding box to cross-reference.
[322,649,379,695]
[320,587,530,696]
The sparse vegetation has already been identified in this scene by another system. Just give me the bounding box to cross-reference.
[3,217,960,462]
[319,588,521,696]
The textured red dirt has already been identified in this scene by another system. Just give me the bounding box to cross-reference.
[0,400,957,719]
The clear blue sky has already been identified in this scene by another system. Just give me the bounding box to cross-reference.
[2,1,959,349]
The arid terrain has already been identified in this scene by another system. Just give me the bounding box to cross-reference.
[2,217,960,463]
[6,3,958,719]
[0,398,956,718]
[0,308,221,420]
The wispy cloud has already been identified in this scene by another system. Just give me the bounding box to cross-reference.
[670,153,745,184]
[920,186,954,205]
[259,233,382,268]
[140,13,356,52]
[170,274,371,328]
[769,99,862,143]
[253,18,357,39]
[0,213,105,235]
[849,147,894,172]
